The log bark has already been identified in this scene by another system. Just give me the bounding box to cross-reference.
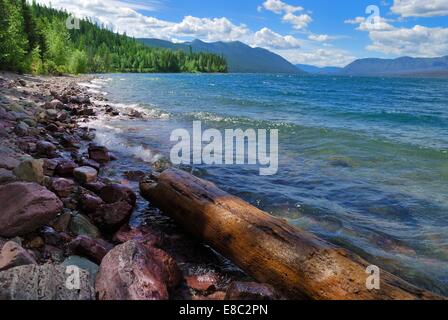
[140,168,443,300]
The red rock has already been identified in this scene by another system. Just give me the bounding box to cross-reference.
[84,181,105,195]
[0,182,63,237]
[43,159,58,176]
[79,192,104,213]
[79,157,100,171]
[185,273,220,293]
[95,241,181,300]
[100,184,136,206]
[88,145,110,163]
[55,159,78,177]
[123,170,146,182]
[224,282,278,300]
[36,141,57,158]
[50,178,76,198]
[0,241,37,272]
[67,235,113,264]
[73,166,97,184]
[113,225,160,247]
[90,201,133,231]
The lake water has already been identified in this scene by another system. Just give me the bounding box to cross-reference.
[84,73,448,295]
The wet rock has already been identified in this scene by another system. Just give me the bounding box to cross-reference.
[14,121,29,136]
[45,99,63,110]
[62,256,99,282]
[40,226,64,247]
[79,157,100,171]
[185,273,220,293]
[79,192,104,213]
[55,159,78,177]
[13,158,44,184]
[0,264,94,300]
[88,145,110,163]
[36,141,58,158]
[0,168,17,184]
[73,166,97,184]
[70,95,90,105]
[60,134,80,149]
[84,181,106,195]
[67,236,113,264]
[91,201,133,231]
[0,182,63,237]
[0,154,20,170]
[0,241,37,272]
[113,225,160,247]
[43,158,59,176]
[49,212,72,232]
[50,178,76,198]
[100,184,136,206]
[69,214,101,239]
[123,170,146,182]
[224,282,277,300]
[95,241,181,300]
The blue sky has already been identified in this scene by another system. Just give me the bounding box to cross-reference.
[35,0,448,66]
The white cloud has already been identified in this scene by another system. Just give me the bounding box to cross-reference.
[344,16,395,31]
[252,27,302,49]
[282,12,313,30]
[367,25,448,57]
[260,0,303,14]
[275,48,356,67]
[391,0,448,17]
[308,34,330,42]
[33,0,250,41]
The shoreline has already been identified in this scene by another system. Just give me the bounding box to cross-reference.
[0,72,272,300]
[0,72,445,300]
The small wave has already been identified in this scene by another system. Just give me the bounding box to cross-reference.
[78,82,102,89]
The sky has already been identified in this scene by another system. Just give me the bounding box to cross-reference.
[33,0,448,67]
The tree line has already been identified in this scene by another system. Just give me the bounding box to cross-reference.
[0,0,228,74]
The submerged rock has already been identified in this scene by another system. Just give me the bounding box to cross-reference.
[0,182,63,237]
[100,184,136,206]
[0,264,94,300]
[88,145,110,163]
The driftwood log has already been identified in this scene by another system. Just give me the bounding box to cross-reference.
[140,168,442,300]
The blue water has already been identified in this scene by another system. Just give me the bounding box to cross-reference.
[87,73,448,295]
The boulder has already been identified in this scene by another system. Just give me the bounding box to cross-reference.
[67,236,113,264]
[43,158,59,176]
[0,154,20,170]
[13,158,44,184]
[79,157,100,171]
[79,192,104,213]
[100,184,136,206]
[90,201,133,231]
[88,145,110,163]
[45,99,63,110]
[62,256,99,282]
[55,159,78,177]
[224,282,278,300]
[0,264,94,300]
[73,166,98,184]
[14,121,29,136]
[0,182,63,237]
[50,178,76,198]
[69,214,101,239]
[0,168,17,184]
[0,241,37,272]
[95,241,181,300]
[36,141,57,158]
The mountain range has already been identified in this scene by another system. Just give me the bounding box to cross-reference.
[139,38,448,77]
[138,38,304,74]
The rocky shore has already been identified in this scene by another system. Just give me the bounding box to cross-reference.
[0,72,279,301]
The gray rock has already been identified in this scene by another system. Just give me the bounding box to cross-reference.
[69,214,101,239]
[0,264,94,300]
[62,255,99,282]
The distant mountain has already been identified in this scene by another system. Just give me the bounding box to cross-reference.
[295,64,342,75]
[138,38,305,74]
[339,56,448,76]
